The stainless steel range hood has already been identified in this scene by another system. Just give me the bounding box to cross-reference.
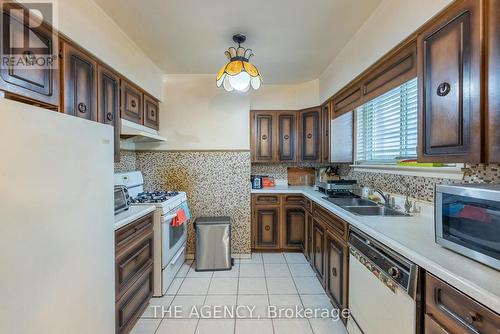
[120,119,166,143]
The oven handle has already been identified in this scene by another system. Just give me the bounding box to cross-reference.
[161,213,177,224]
[171,246,185,266]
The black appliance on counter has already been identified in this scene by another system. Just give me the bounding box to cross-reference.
[317,179,359,198]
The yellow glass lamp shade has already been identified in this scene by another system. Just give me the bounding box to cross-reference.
[216,42,262,92]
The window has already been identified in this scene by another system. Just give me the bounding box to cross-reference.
[355,77,417,164]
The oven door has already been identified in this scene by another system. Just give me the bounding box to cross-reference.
[161,211,187,269]
[436,191,500,269]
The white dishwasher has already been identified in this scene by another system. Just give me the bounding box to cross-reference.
[347,228,419,334]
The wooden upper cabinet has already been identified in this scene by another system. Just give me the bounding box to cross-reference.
[251,111,276,162]
[417,0,482,163]
[121,80,143,125]
[61,41,97,121]
[277,112,297,161]
[332,84,362,117]
[97,65,120,162]
[299,107,321,162]
[143,94,159,130]
[0,3,59,106]
[321,102,331,163]
[361,40,417,101]
[486,0,500,163]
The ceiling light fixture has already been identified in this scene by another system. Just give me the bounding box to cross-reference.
[216,34,262,92]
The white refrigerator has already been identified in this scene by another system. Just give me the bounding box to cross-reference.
[0,97,115,334]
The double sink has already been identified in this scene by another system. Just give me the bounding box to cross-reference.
[323,197,410,217]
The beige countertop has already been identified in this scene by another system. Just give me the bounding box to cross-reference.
[252,185,500,313]
[114,205,156,230]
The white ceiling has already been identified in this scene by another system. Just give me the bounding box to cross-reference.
[95,0,382,84]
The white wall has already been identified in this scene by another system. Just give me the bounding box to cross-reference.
[135,76,320,150]
[318,0,453,102]
[58,0,163,99]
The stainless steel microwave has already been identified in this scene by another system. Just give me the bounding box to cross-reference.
[435,184,500,270]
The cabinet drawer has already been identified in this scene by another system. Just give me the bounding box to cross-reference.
[283,195,304,206]
[425,273,500,334]
[116,265,153,334]
[254,194,280,205]
[115,213,154,253]
[312,203,348,241]
[116,231,153,301]
[425,314,451,334]
[304,197,313,213]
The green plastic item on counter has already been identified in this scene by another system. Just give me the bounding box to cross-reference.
[396,161,444,167]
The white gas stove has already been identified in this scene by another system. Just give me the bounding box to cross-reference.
[115,171,188,297]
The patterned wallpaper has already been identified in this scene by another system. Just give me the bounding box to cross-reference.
[134,150,252,255]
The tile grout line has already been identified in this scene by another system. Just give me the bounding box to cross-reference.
[283,253,316,334]
[233,256,241,334]
[153,260,191,334]
[261,253,275,334]
[192,269,213,334]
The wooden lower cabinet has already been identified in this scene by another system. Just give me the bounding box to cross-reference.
[305,212,314,261]
[324,229,348,311]
[312,218,325,281]
[424,273,500,334]
[115,213,154,334]
[281,205,305,250]
[253,205,280,250]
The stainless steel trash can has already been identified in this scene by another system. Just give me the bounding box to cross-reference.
[194,216,233,271]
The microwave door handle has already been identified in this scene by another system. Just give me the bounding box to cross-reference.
[162,213,177,224]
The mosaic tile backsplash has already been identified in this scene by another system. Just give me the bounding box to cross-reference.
[135,150,252,255]
[251,162,500,202]
[114,150,137,173]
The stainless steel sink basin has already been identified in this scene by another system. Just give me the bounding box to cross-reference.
[323,197,379,207]
[343,205,410,216]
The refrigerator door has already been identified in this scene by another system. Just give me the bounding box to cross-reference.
[0,98,115,334]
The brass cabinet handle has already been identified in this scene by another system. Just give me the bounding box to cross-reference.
[307,133,313,139]
[78,102,87,113]
[262,134,268,140]
[465,311,480,325]
[264,225,271,231]
[437,82,451,96]
[131,100,137,108]
[332,267,337,277]
[284,134,289,140]
[106,112,113,121]
[150,110,155,117]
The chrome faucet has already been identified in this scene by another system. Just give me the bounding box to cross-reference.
[372,188,389,206]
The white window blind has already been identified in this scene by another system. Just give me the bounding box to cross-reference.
[355,77,418,164]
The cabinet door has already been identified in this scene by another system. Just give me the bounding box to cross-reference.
[254,206,280,249]
[62,42,97,121]
[307,213,314,261]
[97,65,120,162]
[251,111,275,162]
[0,3,59,106]
[325,230,347,309]
[121,80,143,124]
[487,0,500,163]
[321,103,330,163]
[299,108,321,162]
[281,206,305,250]
[313,219,325,280]
[417,0,481,162]
[277,112,297,161]
[143,94,159,130]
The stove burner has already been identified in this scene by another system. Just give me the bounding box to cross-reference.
[131,191,180,203]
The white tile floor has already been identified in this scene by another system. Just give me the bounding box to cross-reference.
[131,252,348,334]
